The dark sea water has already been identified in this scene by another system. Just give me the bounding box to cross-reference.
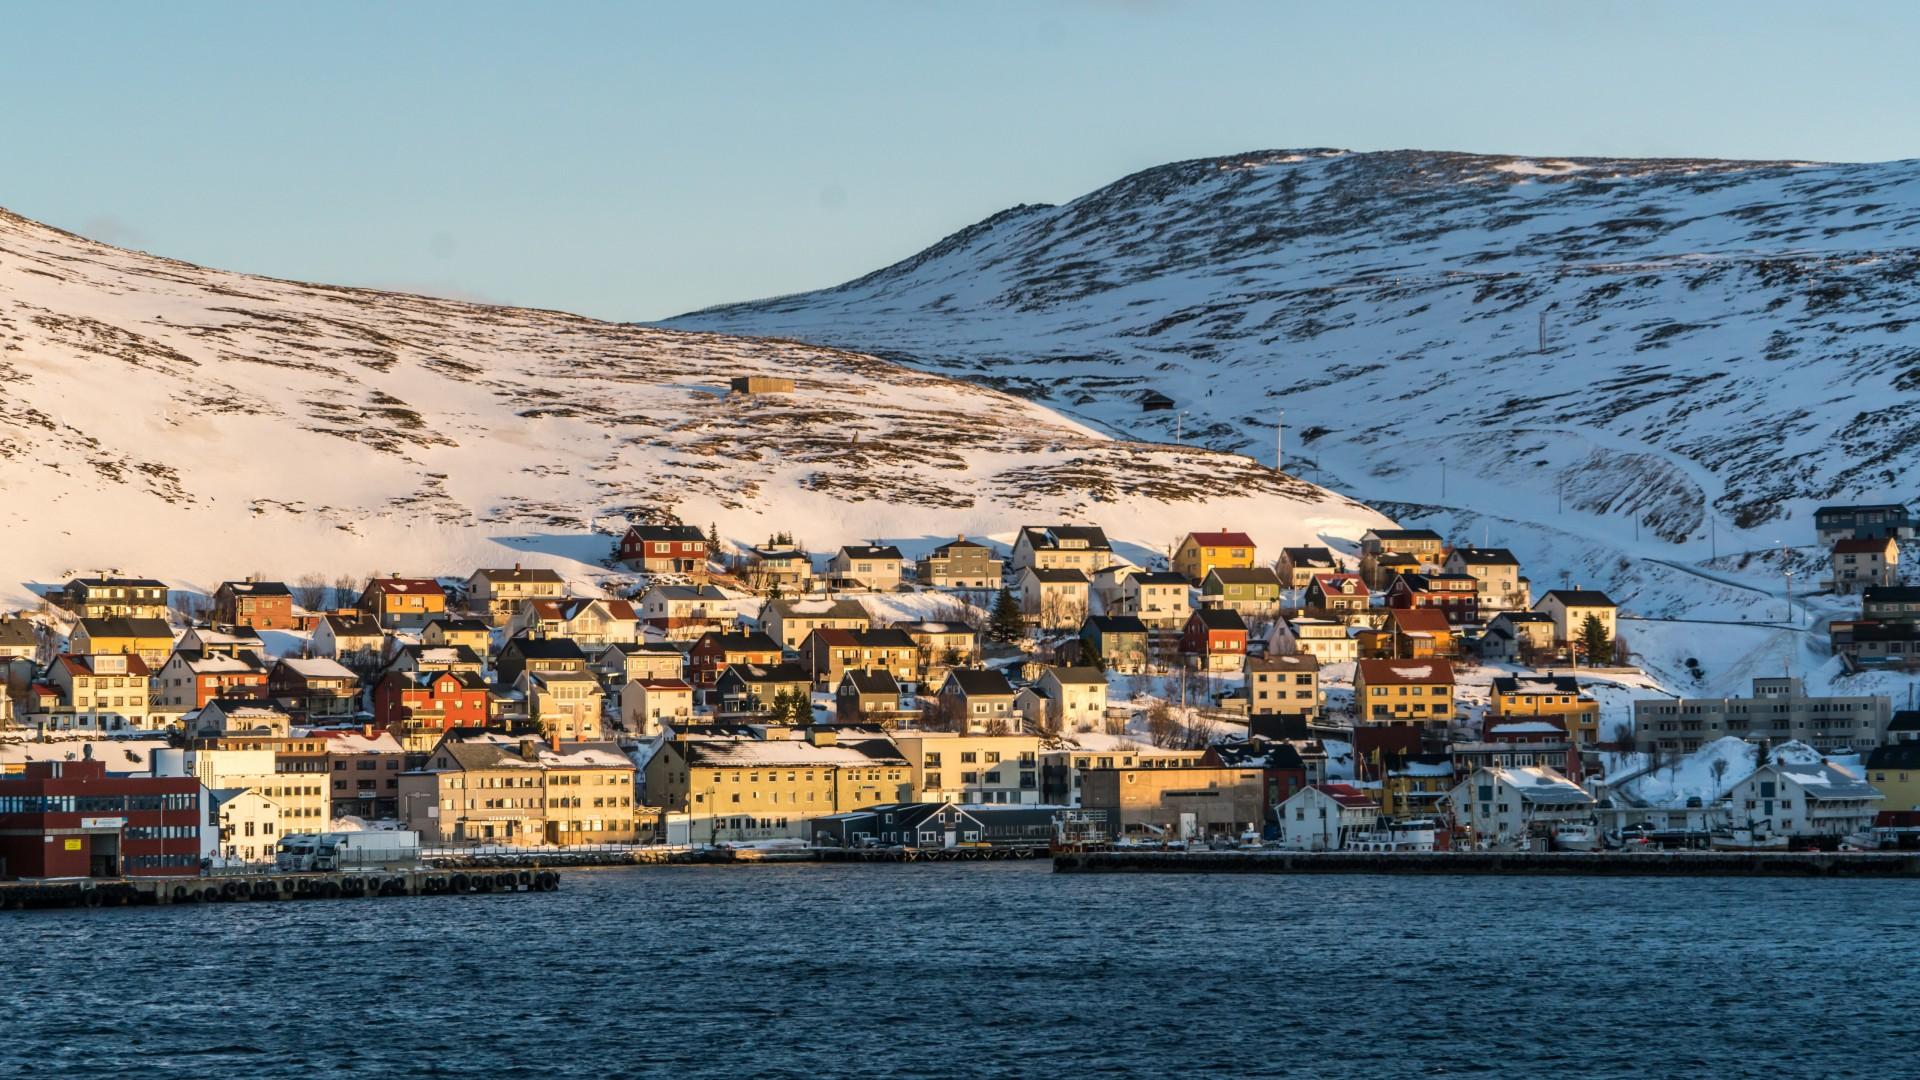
[7,862,1915,1078]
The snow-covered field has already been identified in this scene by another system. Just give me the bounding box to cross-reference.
[0,206,1388,611]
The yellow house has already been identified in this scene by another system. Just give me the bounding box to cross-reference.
[399,733,638,846]
[1866,742,1920,813]
[644,729,911,841]
[69,617,175,667]
[1490,674,1601,747]
[1532,589,1618,656]
[422,617,492,655]
[1378,755,1454,817]
[1353,658,1455,727]
[1173,531,1257,585]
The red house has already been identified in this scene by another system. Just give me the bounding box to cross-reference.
[1181,608,1248,672]
[0,756,202,878]
[618,524,710,582]
[1384,573,1480,625]
[687,630,781,690]
[373,669,490,734]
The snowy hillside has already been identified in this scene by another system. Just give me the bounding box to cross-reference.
[0,206,1386,607]
[666,149,1920,620]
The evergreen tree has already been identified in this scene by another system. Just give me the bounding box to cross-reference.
[1578,613,1612,666]
[766,577,785,602]
[706,522,721,556]
[767,687,811,725]
[1083,637,1107,673]
[989,586,1025,644]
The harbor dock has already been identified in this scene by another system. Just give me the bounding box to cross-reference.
[0,867,561,910]
[1052,849,1920,877]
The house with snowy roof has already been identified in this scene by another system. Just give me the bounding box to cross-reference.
[154,649,269,710]
[1724,744,1882,843]
[176,624,266,660]
[1353,658,1455,727]
[1447,765,1594,848]
[1490,674,1599,748]
[311,613,384,668]
[191,698,294,738]
[505,597,641,648]
[1277,546,1338,590]
[1276,783,1381,850]
[760,597,870,650]
[1203,737,1309,815]
[267,657,362,721]
[38,652,156,732]
[400,732,638,846]
[1173,530,1256,585]
[644,728,910,842]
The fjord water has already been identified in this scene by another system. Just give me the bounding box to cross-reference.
[8,863,1914,1077]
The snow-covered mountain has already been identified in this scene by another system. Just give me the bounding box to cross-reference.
[0,206,1385,606]
[667,149,1920,571]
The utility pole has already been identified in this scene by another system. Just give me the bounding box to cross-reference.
[1440,458,1447,500]
[1175,410,1188,445]
[1276,408,1285,473]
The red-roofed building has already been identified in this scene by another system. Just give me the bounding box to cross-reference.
[1832,536,1898,595]
[1354,658,1455,727]
[373,669,490,740]
[1277,782,1382,850]
[1380,607,1456,659]
[1174,530,1257,585]
[1384,573,1480,625]
[1305,573,1370,615]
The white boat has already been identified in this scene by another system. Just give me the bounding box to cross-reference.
[1344,818,1438,853]
[1551,822,1600,852]
[1709,827,1790,851]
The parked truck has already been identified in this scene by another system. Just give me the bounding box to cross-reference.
[275,831,421,872]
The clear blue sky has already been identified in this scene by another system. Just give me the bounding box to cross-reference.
[5,2,1915,320]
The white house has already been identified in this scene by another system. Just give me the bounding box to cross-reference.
[1725,744,1882,843]
[1448,765,1594,849]
[1277,784,1381,850]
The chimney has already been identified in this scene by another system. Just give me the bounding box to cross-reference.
[513,562,522,571]
[363,723,376,738]
[519,738,540,762]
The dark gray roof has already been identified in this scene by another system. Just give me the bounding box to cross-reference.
[851,628,917,649]
[1541,589,1617,607]
[474,566,565,583]
[1021,525,1111,551]
[696,630,782,653]
[77,616,173,638]
[1024,567,1089,584]
[500,637,587,661]
[1189,608,1247,632]
[1205,567,1281,587]
[839,544,903,560]
[930,537,992,556]
[838,669,901,695]
[1367,529,1443,541]
[1046,666,1106,686]
[1451,547,1519,565]
[627,524,706,542]
[1083,614,1148,635]
[941,668,1016,697]
[1867,742,1920,769]
[0,619,36,648]
[721,661,811,684]
[1249,653,1320,673]
[1888,711,1920,733]
[1865,586,1920,603]
[218,579,293,597]
[1130,571,1191,586]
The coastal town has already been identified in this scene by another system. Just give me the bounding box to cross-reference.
[3,501,1918,885]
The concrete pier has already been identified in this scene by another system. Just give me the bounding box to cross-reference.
[1053,850,1920,877]
[0,867,562,910]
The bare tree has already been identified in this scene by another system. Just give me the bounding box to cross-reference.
[1146,701,1180,748]
[983,717,1011,737]
[333,574,361,611]
[294,574,329,612]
